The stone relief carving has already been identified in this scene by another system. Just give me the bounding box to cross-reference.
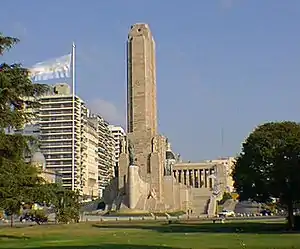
[134,80,140,87]
[128,139,135,166]
[147,188,157,199]
[152,137,158,152]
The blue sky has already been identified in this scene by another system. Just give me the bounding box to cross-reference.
[1,0,300,161]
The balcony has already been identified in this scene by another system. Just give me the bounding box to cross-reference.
[42,149,72,154]
[40,106,73,111]
[40,118,73,123]
[46,157,72,161]
[41,137,72,142]
[39,112,73,117]
[40,123,73,129]
[41,143,72,148]
[40,131,72,136]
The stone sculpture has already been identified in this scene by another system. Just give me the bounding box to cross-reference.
[152,137,158,152]
[164,161,173,176]
[128,139,135,166]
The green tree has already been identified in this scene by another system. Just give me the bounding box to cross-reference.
[43,183,80,223]
[0,33,48,130]
[0,33,49,226]
[233,121,300,229]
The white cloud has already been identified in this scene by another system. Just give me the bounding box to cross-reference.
[87,98,125,126]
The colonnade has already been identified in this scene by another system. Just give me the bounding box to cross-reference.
[173,168,214,189]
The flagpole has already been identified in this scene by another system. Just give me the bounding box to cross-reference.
[71,42,76,191]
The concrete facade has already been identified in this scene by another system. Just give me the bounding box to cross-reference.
[88,115,115,198]
[83,119,99,199]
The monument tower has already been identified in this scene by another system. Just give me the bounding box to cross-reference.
[110,23,193,212]
[118,23,167,209]
[127,23,157,136]
[126,23,161,175]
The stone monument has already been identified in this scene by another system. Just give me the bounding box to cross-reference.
[102,23,190,212]
[103,23,227,214]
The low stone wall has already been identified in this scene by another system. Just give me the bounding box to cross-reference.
[82,214,283,223]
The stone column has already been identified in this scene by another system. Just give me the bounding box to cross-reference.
[199,169,202,188]
[179,170,183,183]
[181,170,184,185]
[190,170,193,187]
[209,169,213,188]
[194,169,198,188]
[204,169,208,188]
[186,170,190,186]
[128,165,140,209]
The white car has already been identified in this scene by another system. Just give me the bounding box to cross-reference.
[218,210,235,217]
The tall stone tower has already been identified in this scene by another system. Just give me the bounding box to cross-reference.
[118,23,167,208]
[126,23,164,180]
[127,23,157,136]
[105,23,195,213]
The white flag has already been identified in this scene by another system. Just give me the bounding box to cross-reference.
[30,54,71,81]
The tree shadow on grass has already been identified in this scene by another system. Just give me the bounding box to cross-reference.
[1,245,181,249]
[92,221,300,234]
[0,234,30,240]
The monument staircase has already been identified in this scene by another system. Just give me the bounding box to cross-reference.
[191,188,212,215]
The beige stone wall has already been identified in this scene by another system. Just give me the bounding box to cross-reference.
[128,165,151,209]
[118,152,129,195]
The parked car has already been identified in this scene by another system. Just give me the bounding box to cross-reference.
[218,210,235,217]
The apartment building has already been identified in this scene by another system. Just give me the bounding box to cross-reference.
[108,125,126,177]
[38,83,88,194]
[84,117,99,199]
[16,83,117,198]
[88,115,115,198]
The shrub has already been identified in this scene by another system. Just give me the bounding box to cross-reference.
[56,207,79,223]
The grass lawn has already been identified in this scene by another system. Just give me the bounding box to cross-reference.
[0,220,300,249]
